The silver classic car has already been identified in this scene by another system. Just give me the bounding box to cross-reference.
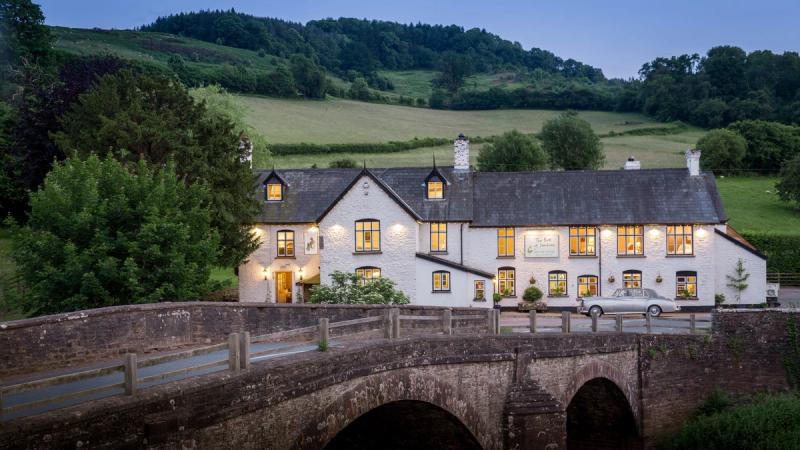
[578,288,680,317]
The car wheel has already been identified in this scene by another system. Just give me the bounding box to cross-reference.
[647,305,662,317]
[589,306,603,317]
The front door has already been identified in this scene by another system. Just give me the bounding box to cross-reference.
[276,272,293,303]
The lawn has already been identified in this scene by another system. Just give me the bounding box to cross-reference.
[716,176,800,234]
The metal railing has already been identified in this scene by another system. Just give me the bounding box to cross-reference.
[0,308,496,420]
[525,311,711,334]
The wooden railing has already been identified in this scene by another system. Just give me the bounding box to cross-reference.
[0,308,496,420]
[768,272,800,286]
[525,311,710,334]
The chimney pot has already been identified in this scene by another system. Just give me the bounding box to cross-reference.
[624,156,641,170]
[686,148,701,176]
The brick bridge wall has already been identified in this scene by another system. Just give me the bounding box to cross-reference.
[1,311,796,449]
[0,303,491,378]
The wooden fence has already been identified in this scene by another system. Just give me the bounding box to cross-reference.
[0,307,496,420]
[525,311,710,334]
[768,272,800,286]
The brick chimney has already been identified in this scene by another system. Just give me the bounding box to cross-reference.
[686,148,701,176]
[453,133,470,172]
[623,156,640,170]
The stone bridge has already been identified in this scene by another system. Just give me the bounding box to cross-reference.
[0,309,795,449]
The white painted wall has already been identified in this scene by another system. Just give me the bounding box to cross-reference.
[418,221,466,264]
[714,234,767,305]
[318,175,419,301]
[414,257,492,308]
[238,223,320,303]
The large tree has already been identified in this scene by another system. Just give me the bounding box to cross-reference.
[53,71,259,267]
[11,156,219,315]
[726,120,800,174]
[696,129,747,175]
[539,112,605,170]
[432,51,472,93]
[289,54,327,99]
[477,129,548,172]
[777,154,800,207]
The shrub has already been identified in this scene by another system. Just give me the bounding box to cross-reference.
[328,158,359,168]
[777,154,800,207]
[540,111,604,170]
[697,129,747,175]
[477,129,549,172]
[309,271,409,305]
[523,286,543,302]
[739,232,800,273]
[664,393,800,450]
[493,292,503,304]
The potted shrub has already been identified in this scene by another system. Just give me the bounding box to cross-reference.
[492,292,503,310]
[522,285,547,312]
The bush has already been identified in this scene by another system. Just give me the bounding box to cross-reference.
[697,129,747,175]
[309,271,409,305]
[477,129,549,172]
[540,111,605,170]
[664,393,800,450]
[523,286,543,302]
[740,232,800,273]
[777,154,800,207]
[10,156,219,315]
[328,158,359,168]
[727,120,800,174]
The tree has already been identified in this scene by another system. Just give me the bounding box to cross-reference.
[727,120,800,174]
[777,154,800,207]
[696,129,747,175]
[540,112,605,170]
[10,156,219,315]
[432,51,472,93]
[53,71,259,267]
[0,0,53,69]
[290,54,327,99]
[477,129,548,172]
[726,258,750,304]
[309,271,409,305]
[347,77,371,101]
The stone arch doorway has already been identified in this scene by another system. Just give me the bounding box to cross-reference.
[324,400,483,450]
[566,377,641,449]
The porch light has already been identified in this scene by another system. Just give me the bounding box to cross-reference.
[298,267,304,281]
[601,229,613,238]
[696,228,707,238]
[263,267,270,280]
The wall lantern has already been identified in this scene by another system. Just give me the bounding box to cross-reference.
[298,267,304,281]
[263,267,270,281]
[696,228,708,238]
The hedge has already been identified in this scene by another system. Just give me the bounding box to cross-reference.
[268,136,492,156]
[741,232,800,273]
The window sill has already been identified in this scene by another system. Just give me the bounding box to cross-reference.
[275,256,296,259]
[429,251,449,255]
[569,255,597,259]
[617,254,646,258]
[496,256,516,259]
[666,254,695,258]
[264,200,284,203]
[548,294,569,298]
[675,297,699,301]
[353,251,382,255]
[424,198,446,201]
[502,295,517,298]
[473,298,487,302]
[431,290,451,294]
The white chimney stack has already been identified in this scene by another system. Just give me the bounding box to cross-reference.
[623,156,641,170]
[686,148,701,176]
[453,133,470,172]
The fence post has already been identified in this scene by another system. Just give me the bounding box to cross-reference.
[0,385,4,421]
[239,331,250,370]
[443,309,452,335]
[615,315,624,333]
[384,309,393,339]
[529,310,537,333]
[391,308,400,339]
[124,353,138,395]
[561,311,570,333]
[488,309,498,334]
[646,313,652,333]
[690,314,696,334]
[318,318,329,349]
[228,333,240,373]
[495,308,500,334]
[591,310,598,332]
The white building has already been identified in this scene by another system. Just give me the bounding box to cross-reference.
[238,136,766,311]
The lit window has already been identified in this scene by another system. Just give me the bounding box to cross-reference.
[548,271,567,296]
[578,275,598,297]
[432,271,450,292]
[474,280,486,301]
[427,180,443,199]
[498,267,515,296]
[623,270,642,288]
[355,220,381,252]
[497,227,515,257]
[266,183,283,201]
[277,230,294,257]
[667,225,694,255]
[617,226,644,256]
[430,222,447,252]
[569,226,596,256]
[356,266,381,285]
[676,271,697,298]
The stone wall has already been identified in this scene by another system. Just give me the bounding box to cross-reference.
[0,303,490,378]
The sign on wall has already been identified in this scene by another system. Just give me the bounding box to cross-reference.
[524,230,559,258]
[304,228,319,255]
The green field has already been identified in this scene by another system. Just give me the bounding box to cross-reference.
[716,177,799,234]
[380,70,529,100]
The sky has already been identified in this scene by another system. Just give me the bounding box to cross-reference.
[37,0,800,79]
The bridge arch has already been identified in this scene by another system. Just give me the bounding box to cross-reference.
[562,359,640,425]
[297,367,496,450]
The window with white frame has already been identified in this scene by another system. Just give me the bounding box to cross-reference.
[355,219,381,252]
[430,222,447,252]
[432,271,450,292]
[497,267,515,296]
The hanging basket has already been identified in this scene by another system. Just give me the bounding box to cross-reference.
[608,275,615,283]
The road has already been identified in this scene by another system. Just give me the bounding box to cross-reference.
[1,340,322,421]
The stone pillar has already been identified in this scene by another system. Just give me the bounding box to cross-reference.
[503,381,566,450]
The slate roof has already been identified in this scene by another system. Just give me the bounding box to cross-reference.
[254,167,728,226]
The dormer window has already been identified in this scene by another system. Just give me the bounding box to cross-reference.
[427,180,443,199]
[266,183,283,201]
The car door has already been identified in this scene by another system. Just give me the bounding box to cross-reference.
[629,288,647,313]
[606,289,627,313]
